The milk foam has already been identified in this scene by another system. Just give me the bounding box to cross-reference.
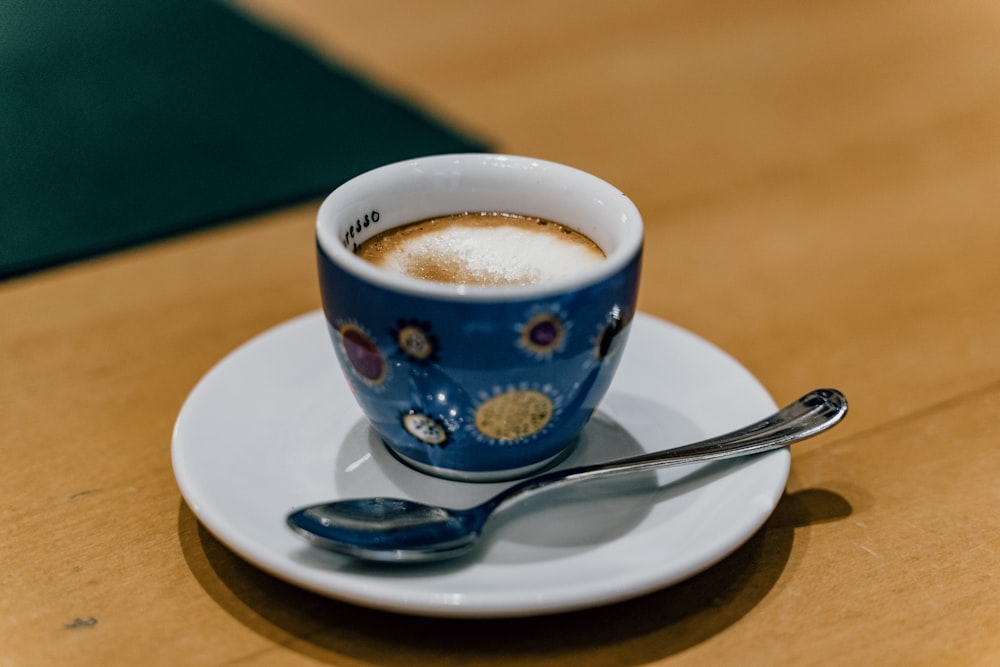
[359,214,605,287]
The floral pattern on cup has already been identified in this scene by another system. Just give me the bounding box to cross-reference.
[338,322,388,388]
[515,303,570,360]
[468,382,565,446]
[401,410,449,447]
[391,319,439,364]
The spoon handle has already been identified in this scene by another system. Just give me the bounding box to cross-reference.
[486,388,847,512]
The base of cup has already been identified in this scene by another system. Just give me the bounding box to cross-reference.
[384,441,577,483]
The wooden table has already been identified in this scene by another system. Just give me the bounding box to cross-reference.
[3,1,998,664]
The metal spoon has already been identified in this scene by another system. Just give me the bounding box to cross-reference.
[287,388,847,563]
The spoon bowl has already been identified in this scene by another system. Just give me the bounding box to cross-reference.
[288,388,847,563]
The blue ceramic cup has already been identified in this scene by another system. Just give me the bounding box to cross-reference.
[316,154,643,481]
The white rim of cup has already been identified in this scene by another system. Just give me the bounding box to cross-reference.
[316,153,643,302]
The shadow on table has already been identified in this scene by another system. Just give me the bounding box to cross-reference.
[178,487,851,665]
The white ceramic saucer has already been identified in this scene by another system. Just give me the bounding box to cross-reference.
[172,311,788,618]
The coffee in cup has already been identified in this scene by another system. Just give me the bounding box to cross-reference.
[355,212,606,287]
[316,154,643,482]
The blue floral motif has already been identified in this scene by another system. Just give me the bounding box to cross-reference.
[515,303,571,360]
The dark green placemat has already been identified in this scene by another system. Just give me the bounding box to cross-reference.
[0,0,488,279]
